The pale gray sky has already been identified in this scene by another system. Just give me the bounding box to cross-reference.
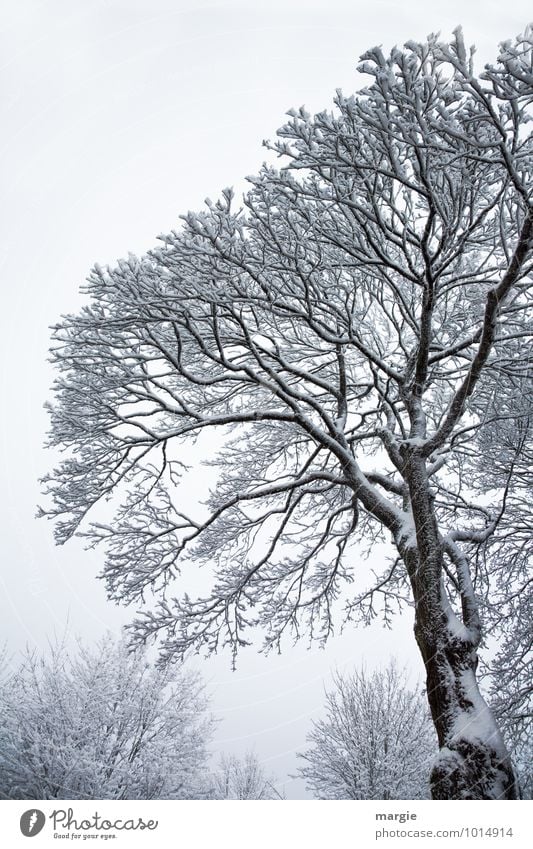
[1,0,530,799]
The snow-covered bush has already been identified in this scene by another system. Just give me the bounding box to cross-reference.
[297,663,436,799]
[0,635,214,799]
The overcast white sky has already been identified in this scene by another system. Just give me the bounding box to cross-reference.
[1,0,531,799]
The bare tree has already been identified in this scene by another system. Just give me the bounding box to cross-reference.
[297,663,435,799]
[489,594,533,800]
[0,636,214,800]
[41,29,533,799]
[211,751,281,799]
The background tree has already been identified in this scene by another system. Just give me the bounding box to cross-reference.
[210,751,282,800]
[297,663,435,799]
[489,595,533,800]
[0,635,213,800]
[471,352,532,799]
[42,29,533,799]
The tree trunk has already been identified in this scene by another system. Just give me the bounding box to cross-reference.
[414,614,517,800]
[400,451,518,800]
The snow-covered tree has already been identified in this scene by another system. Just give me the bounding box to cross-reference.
[210,751,281,799]
[41,29,533,799]
[0,636,213,800]
[489,607,533,800]
[499,725,532,801]
[297,663,435,799]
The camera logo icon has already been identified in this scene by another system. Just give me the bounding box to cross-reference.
[20,809,46,837]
